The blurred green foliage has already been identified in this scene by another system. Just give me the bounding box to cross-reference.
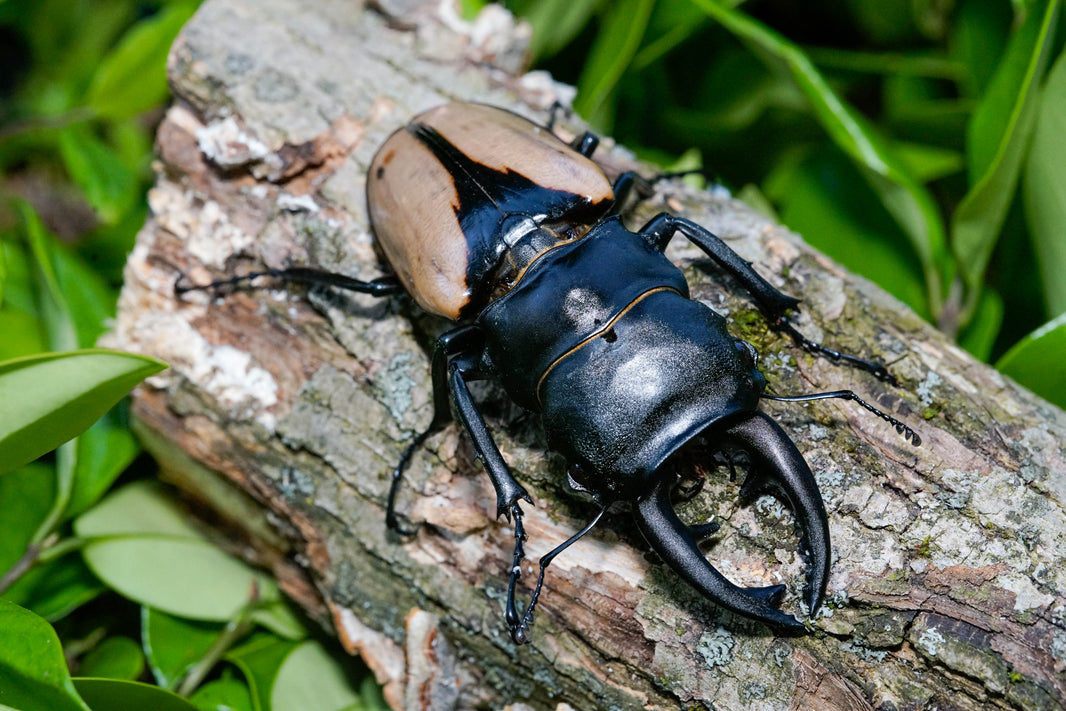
[1,1,385,708]
[1,0,1064,708]
[508,0,1066,404]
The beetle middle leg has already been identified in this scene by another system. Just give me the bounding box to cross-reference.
[386,324,533,532]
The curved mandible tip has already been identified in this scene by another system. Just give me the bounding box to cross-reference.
[632,472,805,631]
[723,411,831,618]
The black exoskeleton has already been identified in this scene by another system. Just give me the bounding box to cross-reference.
[176,102,920,644]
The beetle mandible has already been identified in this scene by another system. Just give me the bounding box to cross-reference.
[177,101,920,644]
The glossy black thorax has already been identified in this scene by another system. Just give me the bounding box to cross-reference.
[478,217,767,499]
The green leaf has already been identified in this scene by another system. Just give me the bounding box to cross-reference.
[0,600,92,711]
[271,641,363,711]
[58,125,138,225]
[522,0,601,63]
[0,239,6,307]
[1,554,104,622]
[957,288,1004,361]
[189,673,254,711]
[771,148,930,319]
[950,0,1013,98]
[951,0,1060,319]
[143,607,227,690]
[72,678,199,711]
[574,0,656,128]
[85,2,199,119]
[686,0,948,316]
[226,634,301,711]
[248,599,308,641]
[0,462,54,575]
[1023,48,1066,317]
[73,481,280,621]
[78,637,144,681]
[0,311,47,361]
[996,312,1066,408]
[17,201,76,352]
[0,349,165,475]
[67,419,139,519]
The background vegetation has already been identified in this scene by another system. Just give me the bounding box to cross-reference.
[0,0,1063,709]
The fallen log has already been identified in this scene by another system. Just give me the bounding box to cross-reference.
[105,0,1066,708]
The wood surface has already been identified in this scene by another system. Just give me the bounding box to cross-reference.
[104,0,1066,708]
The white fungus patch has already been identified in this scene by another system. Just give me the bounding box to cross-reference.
[917,626,945,657]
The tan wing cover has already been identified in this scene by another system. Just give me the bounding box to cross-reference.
[367,103,613,319]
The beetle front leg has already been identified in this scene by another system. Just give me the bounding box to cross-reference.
[638,213,895,383]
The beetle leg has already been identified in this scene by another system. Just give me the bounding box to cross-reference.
[763,390,920,445]
[633,472,799,631]
[637,213,896,383]
[448,362,533,520]
[506,503,607,645]
[174,267,404,298]
[386,324,496,533]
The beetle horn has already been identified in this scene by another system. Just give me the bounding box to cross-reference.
[722,411,831,618]
[633,472,804,631]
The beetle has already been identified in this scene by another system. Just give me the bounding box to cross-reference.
[177,101,919,644]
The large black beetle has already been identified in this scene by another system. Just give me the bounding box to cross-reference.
[178,102,919,644]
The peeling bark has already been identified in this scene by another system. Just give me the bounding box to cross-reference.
[104,0,1066,709]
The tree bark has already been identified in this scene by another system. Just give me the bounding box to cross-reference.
[105,0,1066,708]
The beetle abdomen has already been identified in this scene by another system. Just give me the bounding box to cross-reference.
[367,103,615,319]
[539,292,765,498]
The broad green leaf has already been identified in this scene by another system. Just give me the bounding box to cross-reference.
[1023,48,1066,317]
[78,637,144,681]
[574,0,656,129]
[0,600,92,711]
[358,676,388,711]
[189,673,254,711]
[85,2,199,119]
[58,125,138,225]
[952,0,1060,319]
[271,641,362,711]
[67,419,139,519]
[143,607,226,690]
[72,678,199,711]
[686,0,948,315]
[74,481,280,621]
[226,634,301,711]
[1,554,104,622]
[996,312,1066,408]
[0,462,54,574]
[0,349,165,475]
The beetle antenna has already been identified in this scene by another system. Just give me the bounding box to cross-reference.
[772,319,898,386]
[174,267,404,298]
[762,390,921,446]
[506,503,606,645]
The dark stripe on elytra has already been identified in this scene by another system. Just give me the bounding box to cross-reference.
[407,122,586,317]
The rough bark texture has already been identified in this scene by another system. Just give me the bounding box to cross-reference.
[104,0,1066,709]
